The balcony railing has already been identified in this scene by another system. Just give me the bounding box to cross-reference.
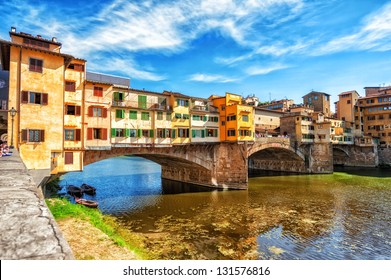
[112,100,171,111]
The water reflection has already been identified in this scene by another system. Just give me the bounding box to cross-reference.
[59,156,391,260]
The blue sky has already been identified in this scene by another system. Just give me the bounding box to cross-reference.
[1,0,391,106]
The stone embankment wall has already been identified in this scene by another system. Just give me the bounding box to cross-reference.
[378,147,391,166]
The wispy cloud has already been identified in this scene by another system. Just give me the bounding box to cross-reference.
[188,73,239,83]
[315,2,391,55]
[245,64,291,76]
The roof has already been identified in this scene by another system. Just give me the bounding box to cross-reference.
[86,72,130,87]
[0,38,74,71]
[302,91,331,98]
[338,90,359,96]
[162,90,192,99]
[10,31,62,46]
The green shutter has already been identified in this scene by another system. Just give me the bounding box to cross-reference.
[201,130,205,138]
[111,128,116,137]
[129,111,137,119]
[137,129,142,138]
[192,130,196,138]
[150,129,154,138]
[125,129,130,137]
[138,95,147,109]
[172,129,176,138]
[203,116,207,121]
[114,92,119,101]
[116,109,124,118]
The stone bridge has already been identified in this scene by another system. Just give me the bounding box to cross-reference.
[83,138,334,189]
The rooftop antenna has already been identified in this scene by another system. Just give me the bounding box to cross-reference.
[269,92,271,102]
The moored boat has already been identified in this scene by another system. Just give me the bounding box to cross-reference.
[75,197,99,208]
[67,185,83,197]
[80,183,96,195]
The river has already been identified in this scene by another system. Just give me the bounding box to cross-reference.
[58,156,391,260]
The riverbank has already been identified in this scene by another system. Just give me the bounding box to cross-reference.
[46,198,153,260]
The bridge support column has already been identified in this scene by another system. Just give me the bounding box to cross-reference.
[306,143,333,173]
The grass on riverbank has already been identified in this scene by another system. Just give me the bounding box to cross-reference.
[46,198,153,260]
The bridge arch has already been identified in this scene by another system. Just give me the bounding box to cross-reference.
[247,139,307,173]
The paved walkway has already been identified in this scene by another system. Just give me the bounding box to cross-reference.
[0,150,73,259]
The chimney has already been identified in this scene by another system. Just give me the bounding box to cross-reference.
[11,27,16,33]
[52,37,57,42]
[37,35,42,38]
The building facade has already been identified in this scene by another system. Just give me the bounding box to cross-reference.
[302,91,331,117]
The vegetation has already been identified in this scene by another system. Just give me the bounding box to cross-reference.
[46,198,153,260]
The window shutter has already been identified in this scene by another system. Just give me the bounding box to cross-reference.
[88,106,93,117]
[137,129,142,138]
[201,130,205,138]
[113,92,119,101]
[87,128,93,140]
[75,106,81,116]
[192,130,196,138]
[21,91,29,103]
[21,129,28,142]
[185,100,189,107]
[172,129,176,139]
[150,129,154,138]
[65,152,73,165]
[75,129,81,141]
[39,130,45,142]
[125,129,130,137]
[102,108,107,118]
[111,128,116,137]
[102,128,107,140]
[42,93,48,105]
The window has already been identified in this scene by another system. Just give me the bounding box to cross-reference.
[242,115,249,122]
[65,105,81,115]
[64,129,81,141]
[157,112,163,120]
[87,128,107,140]
[208,116,218,122]
[94,86,103,97]
[178,128,189,138]
[347,100,351,104]
[177,99,189,107]
[206,129,218,137]
[157,128,172,138]
[116,109,125,119]
[67,63,84,71]
[228,129,236,137]
[114,92,125,102]
[166,113,172,121]
[368,116,375,121]
[221,121,226,126]
[192,115,201,121]
[23,38,50,49]
[239,130,251,136]
[139,129,153,138]
[64,152,73,165]
[21,91,48,105]
[227,115,236,121]
[192,129,205,138]
[138,95,147,109]
[175,113,182,119]
[65,81,76,92]
[182,114,190,119]
[379,115,384,120]
[221,105,226,111]
[29,58,43,73]
[314,96,318,100]
[111,128,125,137]
[129,111,137,120]
[21,129,45,142]
[88,106,107,118]
[141,112,150,120]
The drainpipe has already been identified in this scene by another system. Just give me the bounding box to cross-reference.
[16,46,22,149]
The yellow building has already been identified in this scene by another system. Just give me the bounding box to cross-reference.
[210,92,254,142]
[164,91,191,144]
[0,27,78,172]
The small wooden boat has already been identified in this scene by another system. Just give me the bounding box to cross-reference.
[75,197,98,208]
[80,183,96,195]
[67,185,83,197]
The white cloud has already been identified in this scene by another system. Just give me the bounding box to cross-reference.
[188,73,239,83]
[315,2,391,55]
[245,64,290,76]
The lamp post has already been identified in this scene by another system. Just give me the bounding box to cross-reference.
[9,107,17,149]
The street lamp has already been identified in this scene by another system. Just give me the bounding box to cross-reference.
[9,107,17,149]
